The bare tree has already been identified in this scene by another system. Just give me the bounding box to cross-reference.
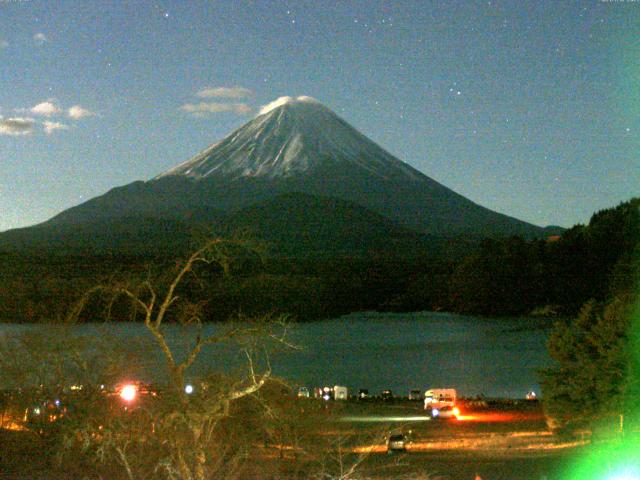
[2,237,408,480]
[309,428,390,480]
[86,238,294,480]
[2,238,295,480]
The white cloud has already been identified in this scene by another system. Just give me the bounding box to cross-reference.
[0,40,8,49]
[257,95,320,116]
[33,33,48,43]
[68,105,95,119]
[196,86,253,99]
[43,121,70,135]
[31,101,61,117]
[180,102,252,116]
[0,116,35,136]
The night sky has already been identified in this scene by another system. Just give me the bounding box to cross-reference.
[0,0,637,232]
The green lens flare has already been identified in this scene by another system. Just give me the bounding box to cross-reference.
[564,435,640,480]
[563,271,640,480]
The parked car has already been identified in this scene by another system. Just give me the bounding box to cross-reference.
[386,434,407,453]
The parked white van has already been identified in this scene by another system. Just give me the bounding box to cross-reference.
[423,388,457,410]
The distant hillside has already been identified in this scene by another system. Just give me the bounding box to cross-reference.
[0,215,206,255]
[0,193,457,259]
[444,197,640,315]
[0,198,633,324]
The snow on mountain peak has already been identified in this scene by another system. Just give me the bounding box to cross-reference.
[258,95,322,116]
[155,95,422,182]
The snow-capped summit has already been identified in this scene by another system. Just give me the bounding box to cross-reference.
[257,95,322,115]
[156,96,421,182]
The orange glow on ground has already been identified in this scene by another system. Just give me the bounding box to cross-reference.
[455,414,475,421]
[0,421,28,431]
[455,411,544,422]
[352,444,387,454]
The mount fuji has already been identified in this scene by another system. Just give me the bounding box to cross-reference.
[0,96,558,255]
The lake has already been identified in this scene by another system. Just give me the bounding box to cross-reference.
[0,311,554,399]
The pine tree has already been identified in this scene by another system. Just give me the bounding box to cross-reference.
[541,295,635,433]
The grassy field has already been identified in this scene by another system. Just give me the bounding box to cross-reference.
[0,398,588,480]
[298,398,588,480]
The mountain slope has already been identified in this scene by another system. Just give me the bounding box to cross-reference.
[0,193,446,258]
[215,192,441,258]
[0,215,208,255]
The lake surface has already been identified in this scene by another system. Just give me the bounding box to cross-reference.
[0,312,553,398]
